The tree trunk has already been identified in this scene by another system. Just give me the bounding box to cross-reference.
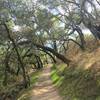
[32,43,71,65]
[40,49,56,63]
[4,23,28,88]
[34,55,43,69]
[18,40,71,65]
[75,26,85,50]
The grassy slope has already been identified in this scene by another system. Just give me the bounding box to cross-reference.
[51,40,100,100]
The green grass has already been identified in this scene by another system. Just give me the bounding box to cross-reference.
[50,64,65,87]
[30,70,41,85]
[51,64,100,100]
[17,70,42,100]
[51,70,62,86]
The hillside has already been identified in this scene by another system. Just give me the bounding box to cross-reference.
[51,40,100,100]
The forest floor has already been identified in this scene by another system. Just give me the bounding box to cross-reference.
[18,64,62,100]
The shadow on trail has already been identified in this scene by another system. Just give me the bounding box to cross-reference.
[18,65,62,100]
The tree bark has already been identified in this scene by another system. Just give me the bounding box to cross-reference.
[4,23,28,88]
[32,43,71,65]
[75,26,86,50]
[34,55,43,69]
[18,40,71,65]
[39,49,56,63]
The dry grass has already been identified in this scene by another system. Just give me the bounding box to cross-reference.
[56,37,100,100]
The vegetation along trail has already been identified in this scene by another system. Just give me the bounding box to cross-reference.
[18,64,62,100]
[0,0,100,100]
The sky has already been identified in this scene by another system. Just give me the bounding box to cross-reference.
[13,0,100,35]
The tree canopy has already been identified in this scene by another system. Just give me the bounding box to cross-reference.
[0,0,100,98]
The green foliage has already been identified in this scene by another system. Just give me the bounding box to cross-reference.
[59,67,100,100]
[30,70,41,85]
[0,9,11,22]
[17,70,41,100]
[0,0,100,99]
[50,64,65,87]
[51,64,100,100]
[6,20,15,30]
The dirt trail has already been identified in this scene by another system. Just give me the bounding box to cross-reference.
[20,65,62,100]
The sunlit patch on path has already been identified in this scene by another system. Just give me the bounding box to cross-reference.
[20,64,62,100]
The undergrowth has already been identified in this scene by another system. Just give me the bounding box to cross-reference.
[51,64,100,100]
[17,70,42,100]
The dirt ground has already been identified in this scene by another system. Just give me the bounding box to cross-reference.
[19,65,62,100]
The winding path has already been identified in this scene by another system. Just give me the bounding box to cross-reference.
[20,65,62,100]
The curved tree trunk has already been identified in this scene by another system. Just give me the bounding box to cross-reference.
[39,49,56,63]
[34,55,43,69]
[4,23,28,88]
[18,40,71,65]
[32,43,71,65]
[75,26,86,50]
